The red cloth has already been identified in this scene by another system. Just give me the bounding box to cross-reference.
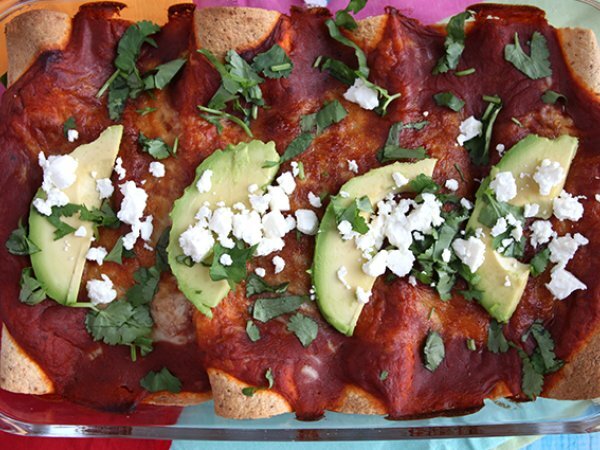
[0,432,171,450]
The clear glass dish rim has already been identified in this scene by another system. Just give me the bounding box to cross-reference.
[0,0,600,441]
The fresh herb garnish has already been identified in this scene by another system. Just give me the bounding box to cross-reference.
[241,368,276,396]
[44,203,81,239]
[433,92,465,112]
[63,117,77,138]
[104,237,135,264]
[209,241,257,289]
[504,32,552,80]
[376,121,429,163]
[333,0,366,30]
[136,107,157,116]
[511,117,524,127]
[139,133,178,160]
[464,96,503,166]
[287,313,318,347]
[19,267,46,305]
[125,266,161,306]
[251,44,294,79]
[197,44,293,135]
[541,90,567,105]
[140,367,182,393]
[79,202,121,229]
[246,320,261,342]
[252,295,307,322]
[246,273,289,297]
[454,163,466,182]
[409,174,440,194]
[6,220,40,255]
[85,300,154,357]
[330,195,372,234]
[466,338,476,351]
[265,368,275,388]
[487,319,509,353]
[379,370,389,381]
[516,346,545,399]
[143,58,186,90]
[432,11,473,74]
[524,322,563,374]
[455,68,476,77]
[530,248,550,277]
[242,387,257,396]
[41,202,120,240]
[0,72,7,88]
[477,190,524,229]
[423,331,445,372]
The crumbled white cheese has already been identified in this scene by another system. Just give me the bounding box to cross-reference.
[86,246,108,265]
[548,233,588,268]
[262,210,289,238]
[304,0,327,7]
[248,184,258,194]
[347,160,359,174]
[295,209,319,235]
[219,253,233,266]
[114,157,126,180]
[457,116,483,146]
[87,274,117,306]
[553,190,584,222]
[33,152,79,216]
[504,276,511,287]
[490,217,508,237]
[117,181,147,225]
[249,193,271,214]
[533,159,564,196]
[408,275,417,286]
[496,143,506,156]
[356,287,372,304]
[267,185,291,211]
[339,191,350,199]
[179,224,215,263]
[460,198,473,210]
[445,179,459,191]
[452,237,486,273]
[74,226,87,238]
[96,178,114,199]
[337,220,356,241]
[546,268,587,300]
[441,248,452,263]
[510,220,523,241]
[255,267,266,277]
[308,191,322,208]
[595,194,600,202]
[343,77,379,110]
[406,193,444,233]
[139,216,153,242]
[284,215,296,233]
[529,220,554,248]
[392,172,409,188]
[386,248,415,277]
[232,210,263,246]
[67,129,79,143]
[337,266,351,290]
[490,171,517,202]
[362,250,388,277]
[272,255,285,274]
[196,169,213,193]
[209,207,234,237]
[290,161,300,177]
[524,203,540,218]
[255,237,285,257]
[149,161,165,178]
[277,171,296,195]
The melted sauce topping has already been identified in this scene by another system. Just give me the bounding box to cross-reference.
[0,3,599,419]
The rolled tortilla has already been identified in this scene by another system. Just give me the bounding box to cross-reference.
[2,5,600,416]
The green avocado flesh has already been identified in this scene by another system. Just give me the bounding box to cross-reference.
[468,134,578,322]
[168,140,280,316]
[29,125,124,305]
[313,159,438,336]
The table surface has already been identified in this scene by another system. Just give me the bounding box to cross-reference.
[527,434,599,449]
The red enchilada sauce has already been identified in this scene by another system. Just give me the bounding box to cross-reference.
[0,3,599,419]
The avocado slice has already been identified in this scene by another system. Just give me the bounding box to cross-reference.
[29,125,124,305]
[313,159,437,336]
[468,134,578,322]
[168,140,280,316]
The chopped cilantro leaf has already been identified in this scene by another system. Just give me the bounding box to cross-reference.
[377,146,427,162]
[541,90,567,105]
[209,241,256,289]
[105,237,135,264]
[265,368,275,388]
[140,367,182,393]
[246,273,289,297]
[143,58,186,90]
[139,132,177,159]
[433,92,465,112]
[198,105,253,137]
[125,266,161,306]
[487,319,509,353]
[251,44,294,78]
[477,190,524,229]
[19,267,46,305]
[433,11,473,74]
[136,107,157,116]
[423,331,445,371]
[379,370,389,381]
[301,100,348,135]
[330,195,371,234]
[79,202,121,229]
[455,68,476,77]
[466,338,476,351]
[526,322,563,374]
[0,72,7,88]
[504,32,552,80]
[409,174,440,194]
[514,346,544,399]
[45,203,80,240]
[85,300,154,356]
[242,387,257,396]
[275,133,313,166]
[252,295,307,322]
[530,248,550,277]
[246,320,261,342]
[464,98,503,166]
[333,0,367,30]
[287,313,318,347]
[6,220,40,256]
[63,117,77,138]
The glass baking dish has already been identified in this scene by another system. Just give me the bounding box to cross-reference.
[0,0,599,441]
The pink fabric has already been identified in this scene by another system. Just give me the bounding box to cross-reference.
[193,0,475,24]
